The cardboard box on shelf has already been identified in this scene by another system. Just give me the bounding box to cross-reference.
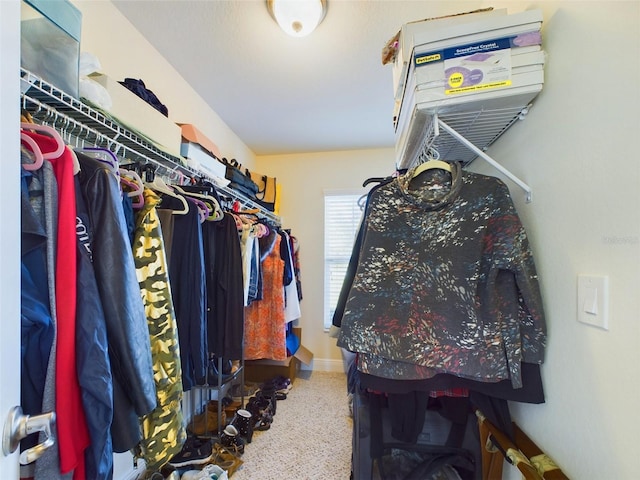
[244,327,313,384]
[179,123,222,158]
[178,123,227,181]
[88,73,182,158]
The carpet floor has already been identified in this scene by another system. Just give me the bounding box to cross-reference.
[232,370,352,480]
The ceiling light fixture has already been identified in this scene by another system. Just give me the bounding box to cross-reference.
[266,0,327,38]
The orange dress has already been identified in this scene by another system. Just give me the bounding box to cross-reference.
[244,234,287,360]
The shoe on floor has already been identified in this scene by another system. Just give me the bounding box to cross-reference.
[180,464,227,480]
[220,424,245,455]
[271,375,293,394]
[230,382,260,402]
[188,406,227,436]
[168,436,214,468]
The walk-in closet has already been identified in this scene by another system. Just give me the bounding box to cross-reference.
[2,1,639,480]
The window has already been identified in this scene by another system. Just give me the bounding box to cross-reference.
[324,191,364,330]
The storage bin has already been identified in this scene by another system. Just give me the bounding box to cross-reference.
[392,9,543,126]
[391,8,507,102]
[21,0,82,98]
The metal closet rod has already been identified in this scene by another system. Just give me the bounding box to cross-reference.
[23,94,192,180]
[22,69,185,169]
[433,113,533,203]
[21,94,282,223]
[25,96,123,151]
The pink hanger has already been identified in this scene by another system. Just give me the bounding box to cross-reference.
[20,122,65,160]
[120,177,145,209]
[20,133,44,171]
[119,168,145,209]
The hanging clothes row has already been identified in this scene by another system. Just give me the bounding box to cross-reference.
[21,112,299,479]
[20,91,282,226]
[120,160,303,363]
[21,123,166,480]
[19,116,303,479]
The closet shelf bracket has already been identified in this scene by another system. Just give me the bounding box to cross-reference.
[434,114,533,203]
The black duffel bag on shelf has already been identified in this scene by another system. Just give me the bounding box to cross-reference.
[222,158,259,199]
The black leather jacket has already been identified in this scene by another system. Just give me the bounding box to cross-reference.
[76,152,157,452]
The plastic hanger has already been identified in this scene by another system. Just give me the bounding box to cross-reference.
[186,196,209,223]
[362,176,395,187]
[409,143,451,178]
[146,175,189,215]
[173,184,224,221]
[255,222,269,238]
[119,168,144,209]
[79,147,120,175]
[120,176,144,209]
[119,168,144,194]
[236,212,259,228]
[20,122,65,160]
[411,159,452,178]
[229,212,245,230]
[20,133,44,171]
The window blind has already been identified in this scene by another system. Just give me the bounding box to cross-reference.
[324,193,363,329]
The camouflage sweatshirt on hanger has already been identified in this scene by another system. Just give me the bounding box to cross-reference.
[336,164,546,389]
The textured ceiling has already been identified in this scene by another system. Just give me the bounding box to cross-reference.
[113,0,483,156]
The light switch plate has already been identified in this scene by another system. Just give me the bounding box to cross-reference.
[577,275,609,330]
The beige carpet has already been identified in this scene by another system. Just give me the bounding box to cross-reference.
[232,370,352,480]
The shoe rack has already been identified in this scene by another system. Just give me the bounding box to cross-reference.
[189,357,246,438]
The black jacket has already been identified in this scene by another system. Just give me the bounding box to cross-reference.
[76,153,156,452]
[74,175,114,478]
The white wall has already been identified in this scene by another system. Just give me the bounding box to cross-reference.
[71,0,256,167]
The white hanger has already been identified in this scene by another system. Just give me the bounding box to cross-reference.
[173,184,224,221]
[146,175,189,215]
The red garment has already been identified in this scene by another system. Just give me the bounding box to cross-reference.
[24,131,89,478]
[429,388,469,398]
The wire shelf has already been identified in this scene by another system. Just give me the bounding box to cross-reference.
[399,103,531,171]
[20,68,282,225]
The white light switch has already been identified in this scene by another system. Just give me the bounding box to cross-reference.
[583,286,598,315]
[577,275,609,330]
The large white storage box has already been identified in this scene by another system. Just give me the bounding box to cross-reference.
[392,9,545,169]
[391,8,507,102]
